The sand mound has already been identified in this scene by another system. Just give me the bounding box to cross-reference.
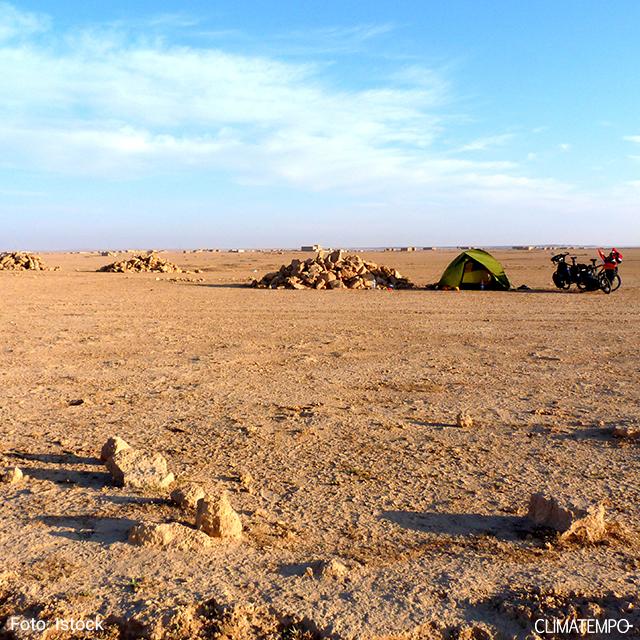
[0,252,50,271]
[252,250,416,290]
[98,252,184,273]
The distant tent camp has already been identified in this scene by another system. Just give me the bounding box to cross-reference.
[437,249,511,290]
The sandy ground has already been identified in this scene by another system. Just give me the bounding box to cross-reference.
[0,248,639,639]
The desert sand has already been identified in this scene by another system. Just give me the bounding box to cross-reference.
[1,248,638,639]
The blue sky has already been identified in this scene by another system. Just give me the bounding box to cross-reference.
[1,1,639,249]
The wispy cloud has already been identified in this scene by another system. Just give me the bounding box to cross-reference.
[0,7,533,198]
[457,133,514,152]
[623,135,640,143]
[2,0,638,245]
[0,1,49,40]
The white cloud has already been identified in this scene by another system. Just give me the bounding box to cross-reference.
[558,143,571,152]
[0,2,49,40]
[624,135,640,143]
[457,133,514,152]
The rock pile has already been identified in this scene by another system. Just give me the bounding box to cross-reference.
[252,250,416,290]
[0,252,50,271]
[98,252,184,273]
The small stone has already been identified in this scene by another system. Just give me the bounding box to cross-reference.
[195,492,242,540]
[456,411,474,428]
[1,467,23,484]
[238,471,253,492]
[320,558,350,579]
[527,492,607,543]
[105,448,174,489]
[128,522,212,551]
[611,425,640,439]
[171,483,206,510]
[100,436,131,462]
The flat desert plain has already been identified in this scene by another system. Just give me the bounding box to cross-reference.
[1,249,639,639]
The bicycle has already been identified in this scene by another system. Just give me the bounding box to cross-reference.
[596,248,622,294]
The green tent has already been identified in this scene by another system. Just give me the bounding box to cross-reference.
[437,249,511,290]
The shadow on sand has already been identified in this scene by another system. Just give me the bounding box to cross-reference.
[187,282,250,289]
[37,515,137,544]
[24,466,111,488]
[10,451,101,466]
[510,287,585,294]
[381,510,528,541]
[100,495,167,506]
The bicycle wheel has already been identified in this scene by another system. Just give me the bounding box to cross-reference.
[599,272,612,294]
[552,272,571,289]
[610,273,621,291]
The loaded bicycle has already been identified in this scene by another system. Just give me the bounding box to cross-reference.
[551,248,622,293]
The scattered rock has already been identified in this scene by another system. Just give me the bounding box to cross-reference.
[128,522,212,551]
[456,411,474,428]
[196,492,243,540]
[98,253,185,273]
[252,252,415,290]
[105,448,175,489]
[527,492,607,543]
[0,252,52,271]
[100,436,131,462]
[171,483,206,510]
[0,466,23,484]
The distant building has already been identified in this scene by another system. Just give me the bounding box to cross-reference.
[400,246,417,252]
[229,249,245,253]
[301,244,322,252]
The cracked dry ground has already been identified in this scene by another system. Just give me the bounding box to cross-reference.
[1,249,639,639]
